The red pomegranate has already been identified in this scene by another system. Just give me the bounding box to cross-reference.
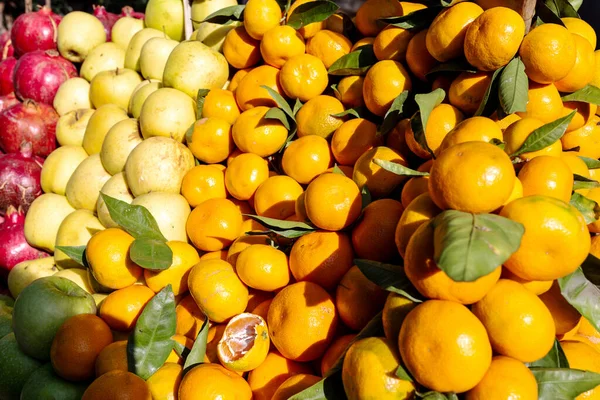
[0,100,58,157]
[13,49,77,105]
[94,5,120,42]
[0,57,16,96]
[121,6,145,19]
[0,143,43,213]
[10,7,61,56]
[0,92,20,112]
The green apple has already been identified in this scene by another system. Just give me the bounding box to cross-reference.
[111,17,144,49]
[12,277,96,361]
[124,28,164,72]
[89,68,143,111]
[139,37,179,81]
[0,294,14,308]
[0,333,43,400]
[80,42,126,82]
[96,173,134,229]
[41,145,88,196]
[65,154,112,212]
[99,118,143,175]
[21,363,88,400]
[57,11,106,63]
[8,257,58,299]
[145,0,185,41]
[54,210,104,269]
[53,78,92,116]
[128,80,162,118]
[0,305,12,338]
[56,109,95,148]
[24,195,76,253]
[139,87,197,143]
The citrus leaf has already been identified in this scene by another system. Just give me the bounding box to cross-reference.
[582,253,600,286]
[531,368,600,400]
[475,68,503,117]
[419,393,452,400]
[243,215,315,232]
[183,318,209,374]
[410,88,445,157]
[332,108,362,119]
[264,107,291,130]
[332,165,347,176]
[569,0,583,10]
[289,374,346,400]
[130,238,173,271]
[54,245,86,267]
[379,91,409,135]
[579,156,600,169]
[361,185,371,210]
[561,85,600,104]
[127,285,176,380]
[260,85,295,120]
[196,89,209,118]
[101,194,167,241]
[201,5,245,24]
[328,45,377,76]
[543,0,579,18]
[354,259,424,303]
[570,192,600,224]
[432,211,525,282]
[536,1,566,25]
[490,138,506,150]
[499,57,528,114]
[246,229,313,239]
[527,340,570,368]
[510,111,576,157]
[395,364,414,382]
[185,122,195,144]
[573,174,600,190]
[379,6,443,31]
[292,98,304,116]
[427,59,477,76]
[172,340,189,359]
[558,267,600,332]
[373,159,429,177]
[286,0,339,29]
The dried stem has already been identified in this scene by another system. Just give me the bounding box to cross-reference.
[45,0,51,9]
[24,0,33,13]
[521,0,537,33]
[183,0,193,40]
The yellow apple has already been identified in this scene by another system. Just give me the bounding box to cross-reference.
[82,104,129,155]
[139,87,196,143]
[99,118,143,175]
[80,43,126,82]
[145,0,185,42]
[24,194,76,252]
[111,16,144,49]
[57,11,106,62]
[128,80,162,118]
[54,210,104,269]
[131,193,191,242]
[96,172,134,229]
[56,109,95,147]
[40,146,88,196]
[124,28,164,71]
[89,68,143,110]
[53,78,92,116]
[139,36,179,81]
[65,154,111,212]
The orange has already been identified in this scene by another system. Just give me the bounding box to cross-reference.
[475,0,522,10]
[556,33,596,93]
[464,7,525,71]
[217,313,270,372]
[563,17,597,49]
[252,298,273,321]
[382,293,417,344]
[260,25,305,68]
[235,65,284,111]
[426,2,484,62]
[243,0,281,40]
[268,281,338,361]
[353,146,409,198]
[253,175,303,220]
[400,175,429,208]
[363,60,413,117]
[246,289,273,313]
[561,340,600,399]
[99,285,155,331]
[564,101,597,133]
[247,351,313,400]
[500,268,553,296]
[342,337,416,399]
[386,118,412,157]
[223,26,262,70]
[287,0,326,39]
[280,54,328,101]
[472,279,556,362]
[395,192,441,258]
[494,112,522,130]
[449,71,493,115]
[232,107,288,157]
[500,195,591,281]
[236,245,291,292]
[175,294,206,340]
[179,363,252,400]
[225,152,269,200]
[399,1,427,14]
[204,324,226,364]
[95,340,128,377]
[186,198,243,252]
[431,74,453,94]
[296,95,345,139]
[539,281,582,336]
[227,234,271,268]
[272,374,322,400]
[351,37,375,51]
[593,50,600,88]
[331,119,383,166]
[351,199,403,262]
[465,356,538,400]
[405,103,464,158]
[336,266,388,331]
[429,141,516,213]
[51,314,113,381]
[373,25,414,61]
[320,334,356,375]
[406,29,438,81]
[354,0,403,37]
[436,116,503,156]
[146,363,182,400]
[181,165,227,208]
[202,89,241,126]
[399,300,492,393]
[306,30,352,69]
[289,231,354,291]
[86,228,142,290]
[144,241,200,296]
[504,117,563,161]
[519,23,577,84]
[282,135,332,184]
[517,155,574,203]
[187,117,234,164]
[82,371,151,400]
[304,172,362,231]
[188,259,248,323]
[516,82,564,124]
[229,68,250,93]
[334,75,365,108]
[503,177,524,207]
[561,115,600,159]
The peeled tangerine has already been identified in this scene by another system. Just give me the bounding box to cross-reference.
[217,313,270,372]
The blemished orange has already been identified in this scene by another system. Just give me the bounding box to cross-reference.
[268,281,338,361]
[539,281,582,336]
[428,141,516,213]
[321,334,356,375]
[354,0,404,37]
[253,175,303,220]
[562,115,600,159]
[516,82,564,124]
[186,198,243,252]
[449,71,493,115]
[464,7,525,71]
[187,117,234,164]
[225,152,270,200]
[236,245,291,292]
[306,30,352,69]
[280,54,328,101]
[399,300,492,393]
[228,68,250,93]
[227,234,271,268]
[334,75,365,108]
[95,340,128,377]
[223,26,261,70]
[331,118,383,166]
[436,116,503,156]
[260,25,305,68]
[175,294,206,340]
[146,363,182,400]
[99,285,155,331]
[202,89,241,125]
[472,279,556,363]
[373,25,414,61]
[406,29,438,81]
[232,106,288,157]
[517,155,574,203]
[395,192,441,258]
[342,337,416,399]
[272,374,322,400]
[282,135,332,184]
[555,33,596,93]
[243,0,281,40]
[304,172,362,231]
[179,363,252,400]
[561,340,600,399]
[405,221,502,304]
[217,313,270,372]
[247,351,313,400]
[181,165,227,208]
[363,60,413,117]
[336,266,389,331]
[144,241,200,296]
[235,65,284,111]
[353,146,409,198]
[500,195,591,281]
[563,17,597,49]
[82,371,151,400]
[296,95,345,139]
[564,101,597,133]
[289,231,354,291]
[382,293,417,344]
[86,228,142,290]
[426,2,484,62]
[500,268,553,296]
[519,23,577,84]
[51,314,113,382]
[504,117,563,161]
[351,199,403,263]
[405,103,464,158]
[287,0,326,39]
[465,356,538,400]
[351,37,375,51]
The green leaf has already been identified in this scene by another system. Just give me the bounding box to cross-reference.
[196,89,210,119]
[419,393,451,400]
[185,122,195,144]
[573,174,600,190]
[373,159,429,177]
[410,89,446,158]
[395,364,414,382]
[243,215,315,238]
[201,5,246,24]
[54,245,86,267]
[570,192,600,224]
[265,107,291,130]
[286,0,339,29]
[129,238,173,271]
[127,285,176,380]
[499,57,528,115]
[361,185,371,210]
[527,340,570,368]
[379,6,443,31]
[543,0,579,18]
[354,259,423,303]
[475,68,503,117]
[558,267,600,332]
[332,108,362,119]
[536,2,567,25]
[100,194,167,241]
[260,85,295,120]
[582,253,600,286]
[532,368,600,400]
[379,91,409,136]
[510,111,576,157]
[289,374,346,400]
[183,318,209,374]
[561,85,600,104]
[427,59,477,76]
[490,138,506,150]
[432,211,525,282]
[328,45,377,76]
[568,0,583,11]
[292,98,304,116]
[332,165,347,176]
[579,156,600,170]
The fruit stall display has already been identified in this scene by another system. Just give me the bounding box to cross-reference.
[1,0,600,398]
